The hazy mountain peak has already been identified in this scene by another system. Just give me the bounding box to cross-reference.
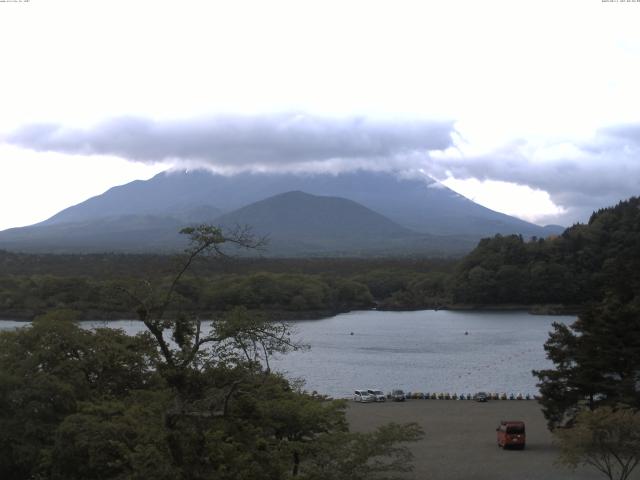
[0,169,564,255]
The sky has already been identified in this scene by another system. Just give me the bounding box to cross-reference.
[1,0,639,231]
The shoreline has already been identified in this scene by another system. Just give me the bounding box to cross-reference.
[0,308,345,323]
[0,303,581,322]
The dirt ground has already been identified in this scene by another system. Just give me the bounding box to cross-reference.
[347,399,637,480]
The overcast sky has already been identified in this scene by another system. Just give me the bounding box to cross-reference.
[1,0,639,231]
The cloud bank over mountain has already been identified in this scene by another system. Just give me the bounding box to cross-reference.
[6,114,640,226]
[7,114,455,173]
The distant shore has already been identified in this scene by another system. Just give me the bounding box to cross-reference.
[0,308,344,322]
[0,303,581,322]
[444,303,582,315]
[346,400,602,480]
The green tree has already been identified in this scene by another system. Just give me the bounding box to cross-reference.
[0,310,158,480]
[49,392,177,480]
[298,422,424,480]
[534,296,640,430]
[555,406,640,480]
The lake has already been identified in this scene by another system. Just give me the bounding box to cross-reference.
[0,310,573,398]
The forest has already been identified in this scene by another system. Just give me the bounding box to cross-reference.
[1,196,639,320]
[0,255,454,320]
[450,196,640,307]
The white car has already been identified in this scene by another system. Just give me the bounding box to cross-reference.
[354,389,375,402]
[367,389,387,402]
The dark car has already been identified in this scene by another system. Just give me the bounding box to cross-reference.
[474,391,488,402]
[391,389,405,401]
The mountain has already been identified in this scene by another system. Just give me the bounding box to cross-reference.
[0,191,476,255]
[216,191,413,239]
[0,215,188,253]
[214,191,468,256]
[0,169,564,255]
[39,169,563,237]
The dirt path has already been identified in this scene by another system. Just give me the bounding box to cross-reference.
[347,399,635,480]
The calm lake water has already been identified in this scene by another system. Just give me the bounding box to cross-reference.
[0,310,574,398]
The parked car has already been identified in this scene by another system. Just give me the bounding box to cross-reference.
[496,420,526,449]
[474,391,488,402]
[367,389,386,402]
[353,390,375,403]
[390,389,406,401]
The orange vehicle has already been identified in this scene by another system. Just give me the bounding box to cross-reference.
[496,420,525,449]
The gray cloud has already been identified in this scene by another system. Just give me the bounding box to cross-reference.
[599,124,640,145]
[6,114,639,225]
[423,125,640,225]
[7,113,455,169]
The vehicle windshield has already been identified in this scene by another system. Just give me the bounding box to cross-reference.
[370,390,383,395]
[393,390,404,395]
[506,426,525,434]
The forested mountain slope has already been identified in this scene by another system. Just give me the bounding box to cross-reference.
[451,197,640,306]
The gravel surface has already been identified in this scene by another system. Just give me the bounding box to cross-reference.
[347,399,636,480]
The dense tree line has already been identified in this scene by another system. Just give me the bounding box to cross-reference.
[451,197,640,308]
[0,267,453,321]
[0,251,453,279]
[0,272,377,320]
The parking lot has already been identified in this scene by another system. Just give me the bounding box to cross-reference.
[347,399,622,480]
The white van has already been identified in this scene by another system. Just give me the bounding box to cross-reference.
[353,389,375,402]
[367,389,387,402]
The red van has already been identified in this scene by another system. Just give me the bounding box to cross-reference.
[496,420,525,449]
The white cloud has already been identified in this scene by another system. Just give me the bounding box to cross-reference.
[0,0,639,229]
[442,178,567,225]
[0,145,166,231]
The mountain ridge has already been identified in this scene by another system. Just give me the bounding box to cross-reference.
[0,169,564,255]
[0,191,478,256]
[38,169,562,235]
